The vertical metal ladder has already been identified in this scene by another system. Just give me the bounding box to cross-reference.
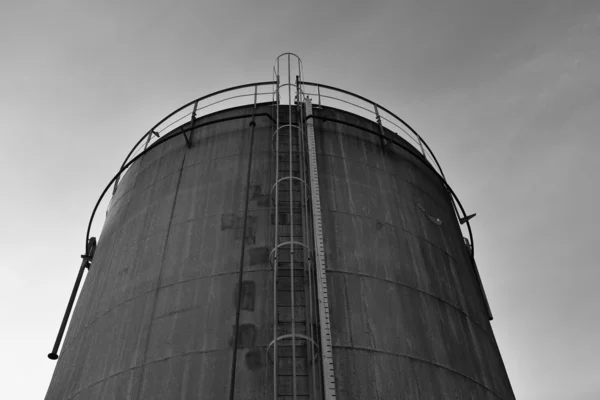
[270,53,335,400]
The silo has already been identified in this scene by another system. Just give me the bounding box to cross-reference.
[46,54,515,400]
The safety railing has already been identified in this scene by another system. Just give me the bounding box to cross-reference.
[103,78,473,265]
[297,81,477,276]
[112,80,448,198]
[100,75,474,268]
[112,81,278,196]
[299,81,446,180]
[99,77,474,270]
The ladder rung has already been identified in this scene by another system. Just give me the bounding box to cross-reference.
[278,307,307,323]
[277,268,305,277]
[277,277,305,289]
[277,291,305,306]
[277,323,307,336]
[277,376,310,395]
[278,356,310,374]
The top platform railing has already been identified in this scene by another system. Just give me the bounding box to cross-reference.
[114,80,446,197]
[298,81,446,180]
[102,76,474,262]
[106,79,472,263]
[107,77,469,255]
[114,81,278,194]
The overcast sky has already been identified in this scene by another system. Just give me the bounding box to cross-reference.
[1,1,599,399]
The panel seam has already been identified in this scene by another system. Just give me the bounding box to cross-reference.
[333,345,505,399]
[131,144,188,400]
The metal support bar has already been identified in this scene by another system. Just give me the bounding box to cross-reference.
[374,105,389,150]
[228,87,258,400]
[48,237,96,360]
[81,237,97,266]
[144,131,152,150]
[418,137,426,157]
[460,213,477,225]
[181,126,191,148]
[305,99,337,399]
[182,101,197,149]
[317,85,322,109]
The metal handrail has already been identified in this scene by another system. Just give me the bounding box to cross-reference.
[302,91,423,149]
[125,91,277,163]
[297,82,480,260]
[300,81,446,180]
[113,81,277,195]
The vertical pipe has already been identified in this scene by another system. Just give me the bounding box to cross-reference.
[273,67,277,104]
[228,87,258,400]
[298,81,319,400]
[305,99,337,399]
[48,259,89,360]
[273,57,280,400]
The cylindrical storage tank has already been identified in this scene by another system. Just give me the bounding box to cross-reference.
[45,85,514,399]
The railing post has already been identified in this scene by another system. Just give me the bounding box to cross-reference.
[374,105,388,150]
[143,131,152,151]
[112,178,119,196]
[317,84,322,108]
[182,102,197,148]
[418,136,426,157]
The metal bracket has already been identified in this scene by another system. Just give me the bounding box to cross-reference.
[182,102,197,149]
[374,105,390,150]
[460,213,476,225]
[81,237,97,267]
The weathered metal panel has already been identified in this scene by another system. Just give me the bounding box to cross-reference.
[46,103,513,400]
[46,104,275,400]
[313,106,515,399]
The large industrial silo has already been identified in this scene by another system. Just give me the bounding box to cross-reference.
[46,54,515,400]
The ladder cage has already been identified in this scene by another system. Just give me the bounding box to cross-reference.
[270,53,329,400]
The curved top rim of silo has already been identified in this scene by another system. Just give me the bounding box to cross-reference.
[82,79,475,264]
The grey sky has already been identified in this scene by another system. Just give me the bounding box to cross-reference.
[1,1,599,398]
